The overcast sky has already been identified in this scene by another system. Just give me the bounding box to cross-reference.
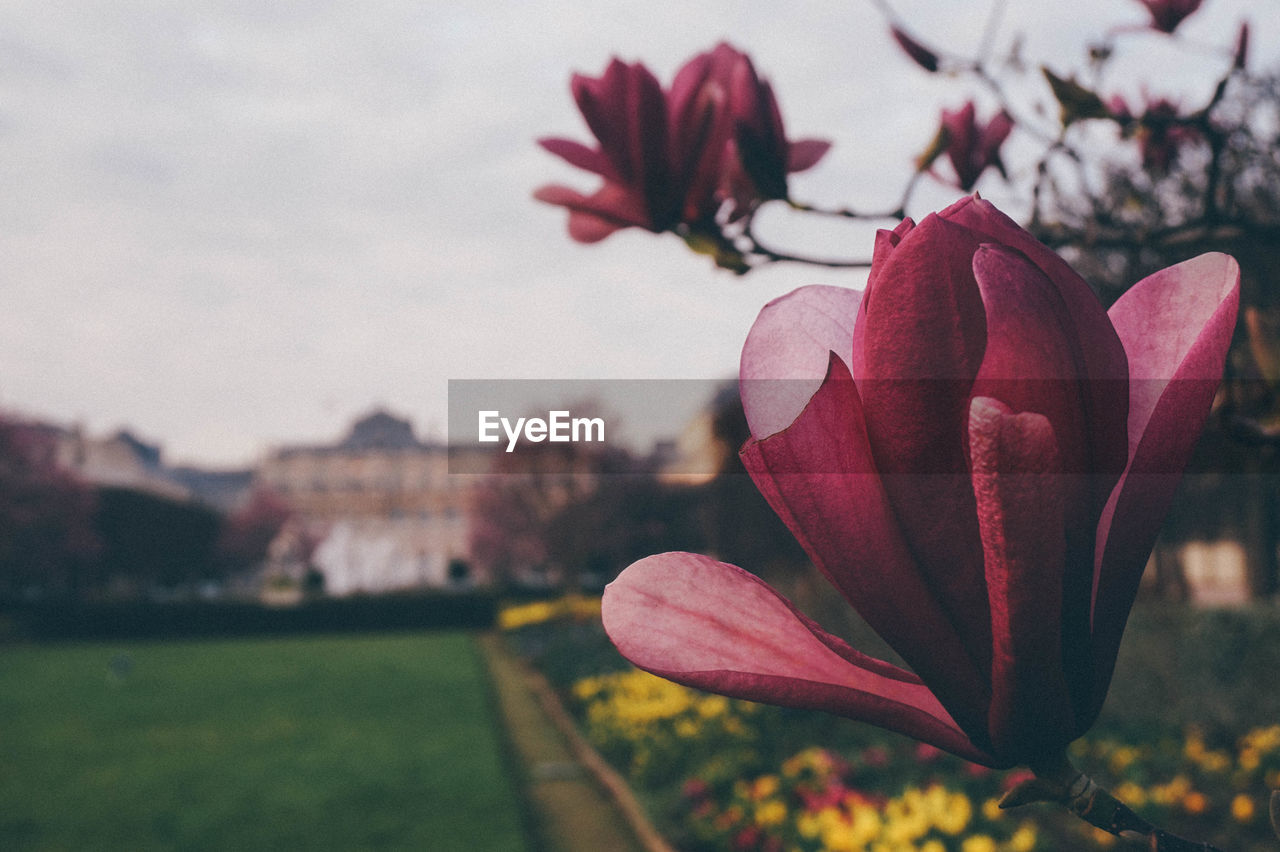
[0,0,1272,467]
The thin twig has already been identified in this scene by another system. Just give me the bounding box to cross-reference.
[1001,757,1225,851]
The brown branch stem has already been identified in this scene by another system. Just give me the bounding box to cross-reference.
[1000,756,1224,851]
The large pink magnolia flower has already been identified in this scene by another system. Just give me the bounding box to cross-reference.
[603,196,1239,769]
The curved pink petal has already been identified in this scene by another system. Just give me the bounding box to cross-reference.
[739,284,862,438]
[571,64,629,175]
[534,183,650,241]
[538,137,613,179]
[858,211,987,461]
[741,354,991,744]
[1088,253,1239,720]
[787,139,831,173]
[941,196,1130,479]
[979,112,1014,163]
[602,551,995,764]
[856,212,991,677]
[566,211,625,243]
[854,218,917,379]
[970,243,1114,723]
[969,397,1074,761]
[666,53,731,224]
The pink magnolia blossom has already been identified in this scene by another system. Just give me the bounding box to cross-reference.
[1108,95,1202,174]
[939,103,1014,192]
[714,47,831,211]
[1136,0,1203,34]
[603,196,1239,769]
[536,45,829,242]
[535,58,727,243]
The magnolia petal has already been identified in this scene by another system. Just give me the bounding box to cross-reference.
[858,210,987,461]
[740,285,862,438]
[970,397,1075,763]
[971,243,1111,707]
[537,137,612,179]
[787,139,832,173]
[534,183,650,241]
[854,219,917,381]
[602,551,995,764]
[980,112,1014,162]
[741,354,992,743]
[1089,253,1239,720]
[667,51,729,215]
[571,64,629,176]
[857,212,991,678]
[566,212,624,244]
[625,63,673,218]
[667,51,715,128]
[940,196,1130,478]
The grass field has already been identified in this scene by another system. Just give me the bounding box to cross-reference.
[0,632,528,851]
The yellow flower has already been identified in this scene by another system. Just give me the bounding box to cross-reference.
[1238,746,1260,772]
[1149,775,1191,807]
[936,790,972,835]
[797,811,822,839]
[1243,724,1280,754]
[755,798,787,827]
[1114,782,1147,808]
[1231,793,1255,823]
[1182,791,1208,815]
[921,841,947,852]
[981,797,1003,822]
[1109,746,1139,773]
[1009,822,1037,852]
[698,695,729,719]
[675,719,699,738]
[961,834,997,852]
[752,775,780,800]
[1184,729,1206,760]
[1197,750,1231,773]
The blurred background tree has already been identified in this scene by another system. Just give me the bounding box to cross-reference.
[0,416,99,600]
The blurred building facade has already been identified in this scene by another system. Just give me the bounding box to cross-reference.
[256,410,477,595]
[55,427,194,502]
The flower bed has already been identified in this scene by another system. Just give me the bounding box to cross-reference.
[502,598,1280,850]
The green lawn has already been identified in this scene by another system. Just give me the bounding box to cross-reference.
[0,632,528,851]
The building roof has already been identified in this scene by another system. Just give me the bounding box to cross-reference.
[339,410,420,450]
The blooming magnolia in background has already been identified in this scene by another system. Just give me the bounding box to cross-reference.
[716,47,831,215]
[1108,95,1202,174]
[603,196,1238,770]
[1137,0,1204,34]
[533,58,718,243]
[937,103,1014,192]
[536,43,829,244]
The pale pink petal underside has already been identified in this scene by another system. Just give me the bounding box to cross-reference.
[602,551,993,763]
[1088,252,1239,721]
[741,354,991,742]
[740,284,862,438]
